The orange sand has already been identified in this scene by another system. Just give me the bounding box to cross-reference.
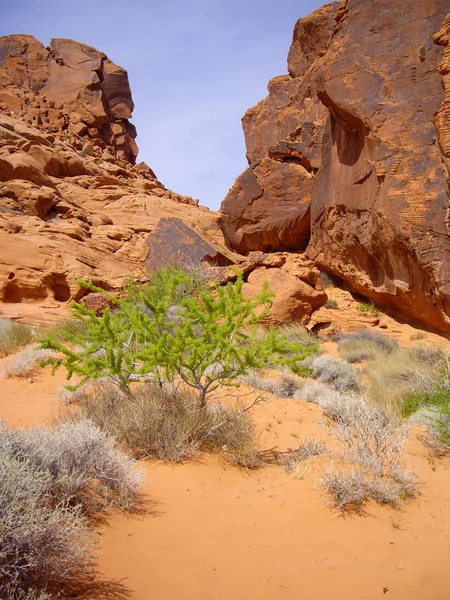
[1,362,450,600]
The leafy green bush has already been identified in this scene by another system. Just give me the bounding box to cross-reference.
[40,267,317,405]
[0,319,34,358]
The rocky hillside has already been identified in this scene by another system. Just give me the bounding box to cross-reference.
[220,0,450,335]
[0,35,224,323]
[0,34,327,326]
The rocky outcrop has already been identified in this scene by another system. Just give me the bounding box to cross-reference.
[0,33,328,326]
[0,35,137,164]
[0,33,218,324]
[220,0,450,334]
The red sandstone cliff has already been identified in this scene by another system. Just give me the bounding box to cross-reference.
[220,0,450,334]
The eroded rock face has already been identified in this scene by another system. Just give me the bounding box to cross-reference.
[0,34,138,163]
[220,0,450,334]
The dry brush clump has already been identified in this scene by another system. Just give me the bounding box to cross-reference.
[337,329,398,363]
[238,369,303,398]
[1,420,143,515]
[0,453,93,600]
[63,380,259,466]
[291,377,416,510]
[320,393,416,511]
[0,318,34,358]
[307,355,359,392]
[283,438,327,472]
[0,345,56,378]
[0,419,142,598]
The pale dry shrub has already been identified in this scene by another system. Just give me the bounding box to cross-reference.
[0,420,142,515]
[293,382,340,406]
[321,393,417,510]
[67,381,257,464]
[0,345,55,378]
[0,453,93,599]
[0,319,34,358]
[284,438,327,471]
[276,322,318,347]
[322,467,415,511]
[310,355,359,391]
[239,370,302,398]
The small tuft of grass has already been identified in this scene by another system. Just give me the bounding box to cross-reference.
[356,301,380,317]
[276,322,318,347]
[325,298,339,309]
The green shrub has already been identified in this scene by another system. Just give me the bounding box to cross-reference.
[0,319,34,358]
[40,267,316,405]
[356,301,380,316]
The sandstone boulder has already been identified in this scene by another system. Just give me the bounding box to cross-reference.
[243,267,326,324]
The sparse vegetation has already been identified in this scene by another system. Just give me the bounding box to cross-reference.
[284,438,327,471]
[0,319,34,358]
[364,346,440,414]
[356,301,380,317]
[0,419,141,598]
[239,370,303,398]
[308,355,359,391]
[403,354,450,447]
[338,329,398,362]
[320,272,335,289]
[320,393,416,511]
[1,345,55,378]
[325,298,339,309]
[62,380,258,465]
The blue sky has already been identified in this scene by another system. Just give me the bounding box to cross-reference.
[1,1,325,210]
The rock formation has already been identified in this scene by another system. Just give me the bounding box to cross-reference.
[0,35,216,323]
[0,35,138,163]
[0,34,325,325]
[220,0,450,334]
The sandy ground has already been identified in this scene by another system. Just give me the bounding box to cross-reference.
[1,360,450,600]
